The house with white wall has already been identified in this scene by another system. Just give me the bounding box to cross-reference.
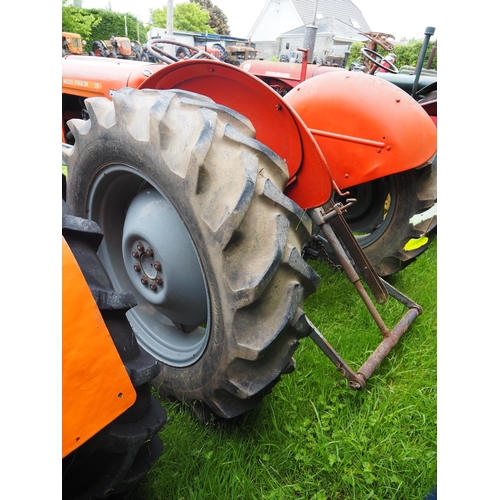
[248,0,371,60]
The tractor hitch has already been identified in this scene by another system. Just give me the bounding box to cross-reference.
[305,204,422,389]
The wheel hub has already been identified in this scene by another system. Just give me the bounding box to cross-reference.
[121,188,208,331]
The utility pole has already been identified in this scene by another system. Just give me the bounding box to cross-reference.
[165,0,175,57]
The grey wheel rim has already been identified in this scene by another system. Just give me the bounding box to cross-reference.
[87,164,210,367]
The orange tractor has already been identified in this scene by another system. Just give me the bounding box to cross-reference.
[91,35,142,60]
[62,198,166,498]
[62,32,89,56]
[62,39,436,497]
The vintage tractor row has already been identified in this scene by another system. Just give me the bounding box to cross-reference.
[91,36,143,60]
[62,39,436,498]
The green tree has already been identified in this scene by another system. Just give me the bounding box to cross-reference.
[151,2,214,33]
[78,8,148,45]
[62,0,101,40]
[191,0,230,35]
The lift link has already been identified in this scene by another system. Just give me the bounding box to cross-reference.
[306,204,423,389]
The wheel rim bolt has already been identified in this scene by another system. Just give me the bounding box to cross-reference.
[154,261,162,271]
[137,242,145,252]
[145,247,154,257]
[132,250,140,259]
[156,276,163,286]
[150,282,157,291]
[133,263,141,272]
[141,276,148,286]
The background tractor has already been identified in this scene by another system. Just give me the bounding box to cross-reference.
[62,31,89,56]
[91,35,141,60]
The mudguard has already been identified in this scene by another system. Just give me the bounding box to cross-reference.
[284,71,437,190]
[139,59,334,209]
[62,236,136,458]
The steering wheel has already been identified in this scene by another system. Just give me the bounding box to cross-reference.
[146,39,220,64]
[361,48,398,75]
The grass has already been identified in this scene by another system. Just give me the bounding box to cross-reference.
[132,239,437,500]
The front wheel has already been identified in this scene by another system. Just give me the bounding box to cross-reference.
[64,88,320,420]
[329,163,437,277]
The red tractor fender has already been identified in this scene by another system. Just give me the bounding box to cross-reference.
[139,59,334,209]
[239,59,345,90]
[284,70,437,190]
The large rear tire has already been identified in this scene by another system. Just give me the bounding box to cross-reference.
[64,88,320,420]
[62,201,166,499]
[330,163,437,277]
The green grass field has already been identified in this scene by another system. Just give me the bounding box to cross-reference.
[132,239,437,500]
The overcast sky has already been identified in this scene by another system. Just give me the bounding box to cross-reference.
[80,0,439,41]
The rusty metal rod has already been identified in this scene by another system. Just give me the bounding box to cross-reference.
[306,206,423,389]
[356,307,420,383]
[311,211,390,336]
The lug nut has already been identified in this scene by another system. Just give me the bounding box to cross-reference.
[150,282,157,291]
[154,261,162,271]
[132,250,140,259]
[137,242,145,252]
[156,276,163,286]
[133,263,141,272]
[141,276,148,286]
[145,247,154,257]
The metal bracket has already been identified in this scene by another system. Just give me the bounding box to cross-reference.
[306,205,422,389]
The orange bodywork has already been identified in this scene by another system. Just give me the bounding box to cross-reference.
[63,32,83,55]
[239,59,345,89]
[62,56,436,208]
[62,236,136,458]
[62,57,334,209]
[284,71,437,190]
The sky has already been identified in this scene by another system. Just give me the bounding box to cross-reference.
[79,0,439,42]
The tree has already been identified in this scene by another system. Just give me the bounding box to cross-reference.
[150,2,214,33]
[191,0,230,35]
[62,0,101,40]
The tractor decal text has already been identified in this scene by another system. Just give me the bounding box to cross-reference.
[63,78,102,90]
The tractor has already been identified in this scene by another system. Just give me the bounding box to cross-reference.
[91,35,141,60]
[62,38,436,497]
[62,197,166,499]
[62,31,89,56]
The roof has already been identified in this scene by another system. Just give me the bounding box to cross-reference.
[291,0,370,32]
[282,16,368,42]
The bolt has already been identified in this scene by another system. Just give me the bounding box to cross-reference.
[137,242,145,252]
[156,276,163,286]
[276,104,282,111]
[154,261,162,271]
[133,263,141,272]
[145,247,154,257]
[150,282,157,291]
[141,276,149,286]
[132,250,140,259]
